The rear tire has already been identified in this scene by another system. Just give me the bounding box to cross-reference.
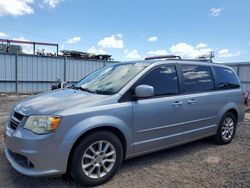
[69,131,123,187]
[214,112,236,144]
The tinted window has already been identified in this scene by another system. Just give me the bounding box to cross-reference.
[74,63,145,95]
[137,65,179,96]
[181,65,214,93]
[213,66,240,89]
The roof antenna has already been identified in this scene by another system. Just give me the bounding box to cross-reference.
[209,51,215,61]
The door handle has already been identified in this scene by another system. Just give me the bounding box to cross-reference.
[172,101,183,106]
[188,99,197,104]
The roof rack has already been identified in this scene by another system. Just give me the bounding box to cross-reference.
[144,55,181,60]
[182,58,213,63]
[144,53,215,63]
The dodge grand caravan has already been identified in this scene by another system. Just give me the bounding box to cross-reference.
[5,55,245,186]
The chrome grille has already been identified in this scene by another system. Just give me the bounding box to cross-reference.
[8,111,24,131]
[9,120,19,130]
[13,112,24,121]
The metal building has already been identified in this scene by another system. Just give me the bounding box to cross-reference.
[0,52,114,93]
[0,52,249,93]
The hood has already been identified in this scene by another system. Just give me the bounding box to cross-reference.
[14,89,112,116]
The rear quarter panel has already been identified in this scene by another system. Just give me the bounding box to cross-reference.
[216,89,245,126]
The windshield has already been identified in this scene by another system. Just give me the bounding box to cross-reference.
[74,63,146,95]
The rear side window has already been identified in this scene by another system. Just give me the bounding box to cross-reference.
[213,66,240,89]
[181,65,214,93]
[137,65,179,96]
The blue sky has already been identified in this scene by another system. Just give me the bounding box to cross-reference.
[0,0,250,62]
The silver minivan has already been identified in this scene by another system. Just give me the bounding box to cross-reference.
[5,55,245,186]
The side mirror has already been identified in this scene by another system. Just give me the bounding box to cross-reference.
[135,85,154,98]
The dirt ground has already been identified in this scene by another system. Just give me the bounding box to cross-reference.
[0,94,250,188]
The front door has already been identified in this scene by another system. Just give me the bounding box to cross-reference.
[132,65,186,153]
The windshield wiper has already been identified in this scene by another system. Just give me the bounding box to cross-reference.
[71,85,95,93]
[79,87,96,93]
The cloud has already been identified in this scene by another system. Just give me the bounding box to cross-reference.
[209,7,224,17]
[147,50,168,56]
[65,36,81,44]
[98,34,124,49]
[13,36,30,42]
[146,43,213,59]
[148,36,158,42]
[146,43,241,60]
[0,32,8,38]
[124,49,141,59]
[169,42,213,58]
[87,46,107,54]
[218,49,241,58]
[196,43,208,49]
[43,0,61,8]
[0,0,34,17]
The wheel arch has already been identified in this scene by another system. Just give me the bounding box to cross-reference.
[217,102,239,126]
[227,108,238,123]
[66,125,127,172]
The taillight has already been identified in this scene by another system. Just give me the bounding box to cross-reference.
[243,91,249,106]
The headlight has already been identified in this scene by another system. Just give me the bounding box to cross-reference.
[24,115,62,134]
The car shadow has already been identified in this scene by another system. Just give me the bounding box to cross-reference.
[120,137,217,172]
[1,137,220,188]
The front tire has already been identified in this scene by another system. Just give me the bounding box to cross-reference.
[69,131,124,187]
[214,112,237,144]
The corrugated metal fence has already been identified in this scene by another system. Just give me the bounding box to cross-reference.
[0,52,250,93]
[0,52,114,93]
[224,63,250,91]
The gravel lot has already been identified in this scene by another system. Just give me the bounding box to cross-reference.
[0,94,250,188]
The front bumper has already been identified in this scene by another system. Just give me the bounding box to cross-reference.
[5,148,63,176]
[4,124,72,177]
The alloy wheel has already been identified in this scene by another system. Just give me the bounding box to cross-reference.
[81,140,116,179]
[221,117,235,140]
